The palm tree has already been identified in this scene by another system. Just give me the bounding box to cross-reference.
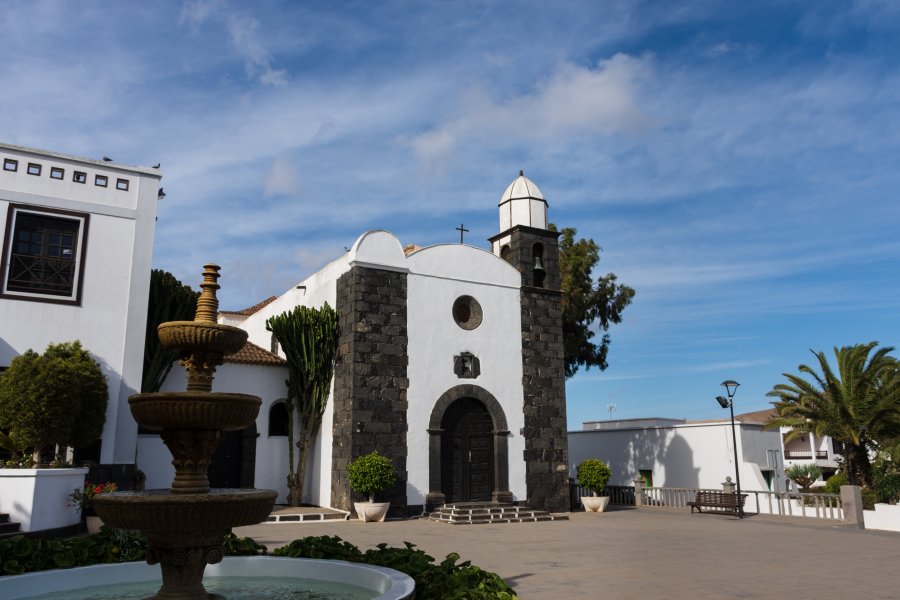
[767,342,900,488]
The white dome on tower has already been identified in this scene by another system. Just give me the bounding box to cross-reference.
[498,170,548,231]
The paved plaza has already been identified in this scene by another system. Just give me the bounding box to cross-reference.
[235,507,900,599]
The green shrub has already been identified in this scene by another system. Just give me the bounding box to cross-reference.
[0,341,108,463]
[875,473,900,504]
[347,451,396,501]
[823,471,848,495]
[576,459,611,495]
[861,488,878,510]
[273,536,517,599]
[0,529,264,576]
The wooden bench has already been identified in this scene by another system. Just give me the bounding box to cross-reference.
[687,491,747,516]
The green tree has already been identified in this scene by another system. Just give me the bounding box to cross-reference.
[142,269,199,393]
[767,342,900,488]
[0,341,108,464]
[552,224,635,378]
[785,463,822,492]
[266,303,340,506]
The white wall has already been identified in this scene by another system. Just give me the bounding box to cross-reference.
[406,243,526,503]
[569,421,784,491]
[136,361,291,503]
[0,144,160,466]
[864,503,900,532]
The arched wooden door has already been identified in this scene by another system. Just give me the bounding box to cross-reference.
[440,398,494,502]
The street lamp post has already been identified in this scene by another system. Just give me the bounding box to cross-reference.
[716,379,743,518]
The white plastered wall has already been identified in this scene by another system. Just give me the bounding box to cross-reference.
[406,243,526,504]
[0,144,160,466]
[568,421,783,491]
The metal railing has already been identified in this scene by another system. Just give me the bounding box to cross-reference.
[784,450,829,460]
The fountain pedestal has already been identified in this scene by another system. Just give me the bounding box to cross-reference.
[94,265,277,600]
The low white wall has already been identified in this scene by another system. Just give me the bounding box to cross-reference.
[864,503,900,532]
[0,468,86,532]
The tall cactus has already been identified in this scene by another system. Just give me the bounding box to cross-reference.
[266,303,340,506]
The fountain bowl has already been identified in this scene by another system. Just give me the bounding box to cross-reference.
[157,321,248,356]
[129,392,261,431]
[0,556,416,600]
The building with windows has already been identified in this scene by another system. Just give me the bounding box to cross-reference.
[139,171,571,514]
[0,143,162,477]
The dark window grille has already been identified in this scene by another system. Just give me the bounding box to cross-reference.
[6,212,80,296]
[50,167,64,179]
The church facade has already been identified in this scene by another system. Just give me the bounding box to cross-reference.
[146,172,570,514]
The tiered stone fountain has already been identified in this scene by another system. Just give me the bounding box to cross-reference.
[93,264,277,600]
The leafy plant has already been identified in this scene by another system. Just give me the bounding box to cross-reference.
[69,481,117,512]
[348,451,396,502]
[142,269,200,393]
[576,459,611,496]
[273,536,517,600]
[875,473,900,504]
[221,532,268,556]
[552,224,635,378]
[785,464,822,492]
[273,535,362,562]
[0,341,108,464]
[823,471,848,495]
[265,303,340,506]
[0,529,265,576]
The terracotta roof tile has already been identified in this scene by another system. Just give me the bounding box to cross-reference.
[224,340,286,366]
[403,244,422,256]
[220,296,278,317]
[735,408,777,424]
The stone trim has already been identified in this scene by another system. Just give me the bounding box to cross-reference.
[331,266,409,513]
[426,384,510,511]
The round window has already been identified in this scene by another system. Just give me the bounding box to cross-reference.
[452,295,483,330]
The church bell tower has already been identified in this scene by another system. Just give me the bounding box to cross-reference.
[489,171,569,513]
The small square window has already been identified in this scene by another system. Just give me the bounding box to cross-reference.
[116,178,129,191]
[27,163,42,176]
[73,171,87,184]
[3,159,18,172]
[95,175,108,187]
[50,167,64,179]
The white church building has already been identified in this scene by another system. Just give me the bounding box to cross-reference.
[139,171,571,515]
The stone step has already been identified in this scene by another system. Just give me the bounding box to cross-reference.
[427,502,568,525]
[0,516,21,536]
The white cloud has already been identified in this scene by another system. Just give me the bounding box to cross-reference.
[263,155,301,197]
[226,14,288,86]
[179,0,225,26]
[409,53,653,166]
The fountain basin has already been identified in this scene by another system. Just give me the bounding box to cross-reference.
[93,489,278,532]
[0,556,416,600]
[158,321,248,355]
[129,392,261,431]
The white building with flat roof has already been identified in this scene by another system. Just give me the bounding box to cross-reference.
[569,412,786,492]
[0,143,161,475]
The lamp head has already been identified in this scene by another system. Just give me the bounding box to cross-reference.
[716,396,730,409]
[720,380,740,398]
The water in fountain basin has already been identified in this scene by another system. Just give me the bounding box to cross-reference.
[19,576,376,600]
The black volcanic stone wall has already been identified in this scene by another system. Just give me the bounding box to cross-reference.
[331,266,409,513]
[521,287,569,512]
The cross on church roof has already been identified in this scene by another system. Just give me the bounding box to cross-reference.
[456,223,469,244]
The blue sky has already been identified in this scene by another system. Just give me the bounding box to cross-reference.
[2,1,899,428]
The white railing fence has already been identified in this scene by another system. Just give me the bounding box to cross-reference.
[569,480,844,521]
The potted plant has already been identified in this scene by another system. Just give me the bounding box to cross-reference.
[577,459,612,512]
[348,451,396,522]
[70,480,117,533]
